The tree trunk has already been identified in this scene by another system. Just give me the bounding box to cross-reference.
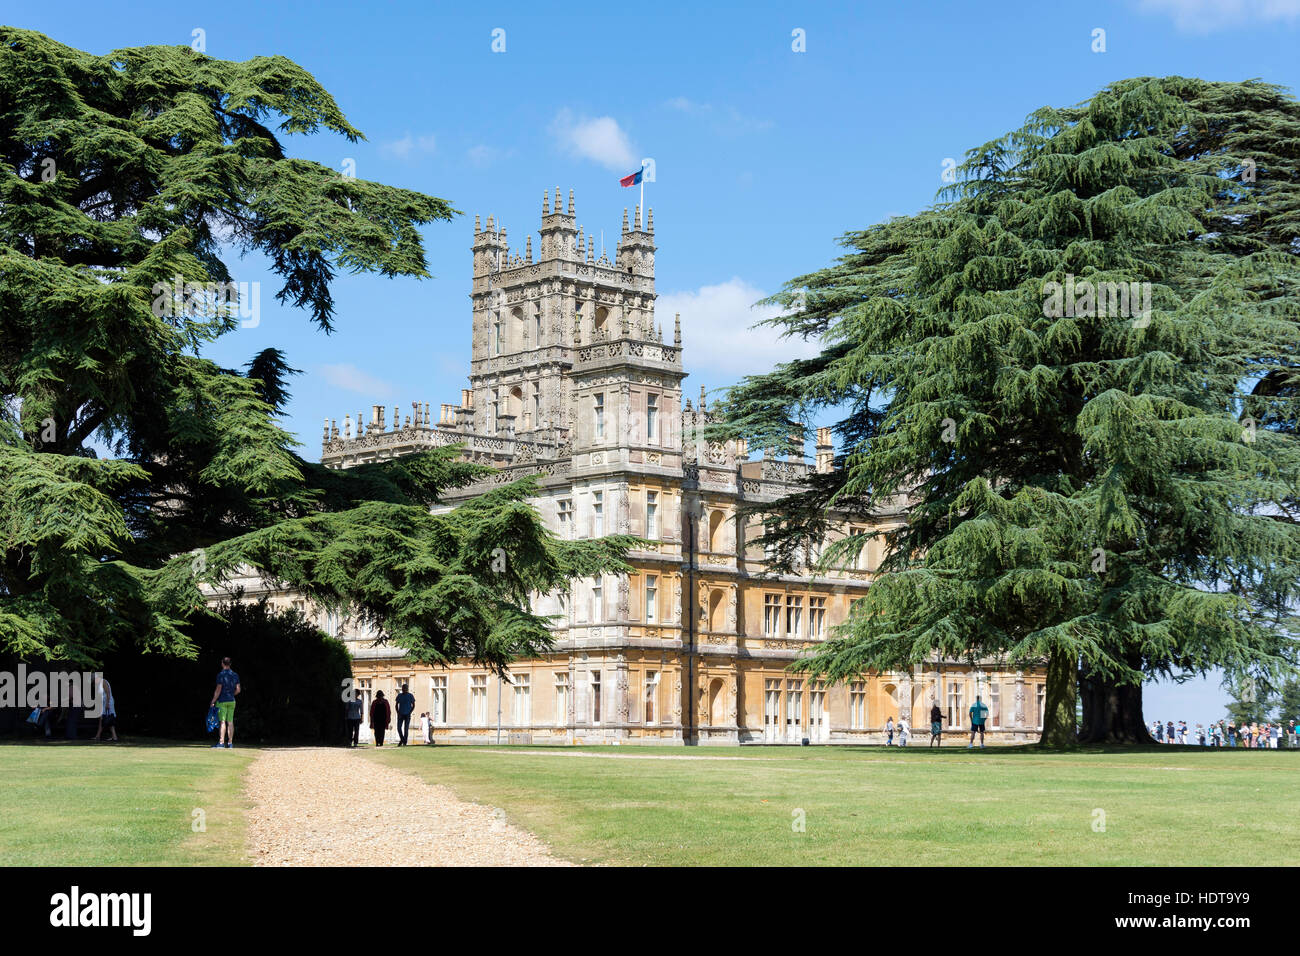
[1037,646,1079,748]
[1078,655,1156,745]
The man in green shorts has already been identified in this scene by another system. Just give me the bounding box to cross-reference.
[210,657,241,749]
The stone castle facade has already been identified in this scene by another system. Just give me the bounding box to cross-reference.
[213,189,1045,745]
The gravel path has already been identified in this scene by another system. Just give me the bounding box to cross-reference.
[244,747,572,866]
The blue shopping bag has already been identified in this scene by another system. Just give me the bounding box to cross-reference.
[205,705,220,733]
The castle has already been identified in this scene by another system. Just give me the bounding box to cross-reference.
[211,189,1045,744]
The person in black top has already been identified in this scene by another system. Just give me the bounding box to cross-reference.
[345,691,364,747]
[370,690,391,747]
[929,702,945,747]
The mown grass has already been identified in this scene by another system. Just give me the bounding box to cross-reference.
[0,739,253,866]
[364,743,1300,866]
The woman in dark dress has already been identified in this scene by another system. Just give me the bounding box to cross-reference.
[369,690,391,747]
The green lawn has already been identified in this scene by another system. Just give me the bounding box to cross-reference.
[364,743,1300,866]
[0,739,253,866]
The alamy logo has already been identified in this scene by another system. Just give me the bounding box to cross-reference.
[0,667,104,716]
[49,886,151,936]
[1042,274,1152,328]
[151,275,260,327]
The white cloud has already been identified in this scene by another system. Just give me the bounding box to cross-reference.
[1136,0,1300,33]
[665,96,708,114]
[657,278,819,381]
[466,144,509,167]
[380,133,437,160]
[663,97,774,135]
[319,363,394,398]
[549,109,637,171]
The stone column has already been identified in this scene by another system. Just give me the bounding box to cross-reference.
[615,655,629,736]
[1014,670,1026,727]
[619,382,631,452]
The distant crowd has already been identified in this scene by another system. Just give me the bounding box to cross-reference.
[1151,719,1298,748]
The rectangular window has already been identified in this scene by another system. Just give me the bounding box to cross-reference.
[809,596,826,639]
[785,595,803,639]
[493,321,501,356]
[850,680,867,730]
[785,679,803,740]
[555,672,570,728]
[764,678,781,742]
[592,491,604,537]
[470,674,488,726]
[594,393,605,438]
[557,498,573,532]
[512,674,531,726]
[592,578,603,622]
[646,491,658,539]
[644,670,659,724]
[590,670,602,724]
[948,682,965,729]
[646,393,658,443]
[430,676,447,725]
[851,527,870,570]
[990,682,1001,729]
[763,594,782,637]
[645,574,658,623]
[1036,684,1046,731]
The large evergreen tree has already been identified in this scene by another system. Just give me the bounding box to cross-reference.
[719,77,1299,745]
[0,29,633,668]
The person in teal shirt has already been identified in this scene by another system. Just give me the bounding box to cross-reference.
[968,696,989,749]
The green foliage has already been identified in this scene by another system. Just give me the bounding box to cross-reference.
[718,78,1300,737]
[98,596,353,743]
[1223,674,1274,727]
[0,29,633,668]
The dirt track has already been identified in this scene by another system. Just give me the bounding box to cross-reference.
[242,747,571,866]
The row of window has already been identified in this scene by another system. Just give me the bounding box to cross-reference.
[365,674,1045,733]
[556,489,662,541]
[762,594,827,639]
[417,670,665,727]
[770,679,1047,732]
[593,392,660,443]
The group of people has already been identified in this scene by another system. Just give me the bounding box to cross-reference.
[345,683,428,747]
[883,696,993,748]
[27,674,118,742]
[1151,718,1298,748]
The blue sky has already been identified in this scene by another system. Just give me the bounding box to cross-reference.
[14,0,1300,722]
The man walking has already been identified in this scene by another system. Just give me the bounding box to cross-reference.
[929,701,945,747]
[395,683,416,746]
[345,690,364,747]
[968,695,989,748]
[210,657,240,749]
[885,715,895,747]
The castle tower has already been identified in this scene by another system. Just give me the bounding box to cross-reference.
[467,190,675,444]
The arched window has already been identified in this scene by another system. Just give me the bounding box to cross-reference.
[709,510,726,552]
[511,306,525,350]
[708,589,724,632]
